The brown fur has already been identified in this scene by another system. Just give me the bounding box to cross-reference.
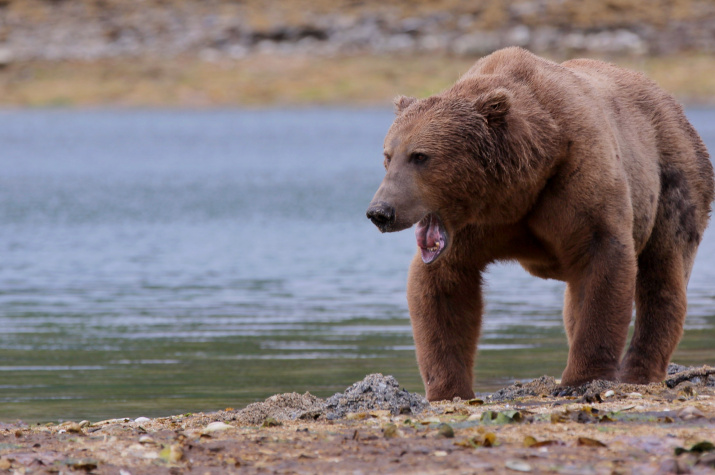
[367,47,715,401]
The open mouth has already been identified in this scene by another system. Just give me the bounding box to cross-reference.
[415,213,448,264]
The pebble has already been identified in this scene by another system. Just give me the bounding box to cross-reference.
[203,421,233,433]
[346,412,368,420]
[65,423,83,433]
[421,417,441,425]
[505,460,533,472]
[603,390,615,398]
[436,423,454,438]
[139,435,156,445]
[167,444,183,462]
[677,406,705,420]
[383,423,398,438]
[134,417,151,423]
[369,410,390,418]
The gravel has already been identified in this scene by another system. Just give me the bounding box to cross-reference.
[324,373,429,420]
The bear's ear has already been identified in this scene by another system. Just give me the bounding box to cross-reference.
[393,95,417,115]
[476,89,511,126]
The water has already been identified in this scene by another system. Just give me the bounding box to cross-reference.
[1,108,714,423]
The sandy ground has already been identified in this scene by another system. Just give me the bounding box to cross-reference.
[1,366,714,474]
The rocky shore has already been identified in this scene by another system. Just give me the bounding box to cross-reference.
[1,366,714,473]
[1,0,714,64]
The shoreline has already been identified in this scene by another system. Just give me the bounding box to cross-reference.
[1,367,714,473]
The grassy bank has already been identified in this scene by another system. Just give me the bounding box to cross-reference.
[1,53,714,108]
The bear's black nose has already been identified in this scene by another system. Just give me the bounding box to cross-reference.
[366,202,396,231]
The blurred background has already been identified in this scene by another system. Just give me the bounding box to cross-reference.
[1,0,714,423]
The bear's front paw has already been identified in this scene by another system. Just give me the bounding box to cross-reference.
[619,354,667,384]
[560,367,618,388]
[618,367,666,384]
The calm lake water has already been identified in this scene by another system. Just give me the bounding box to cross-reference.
[1,109,714,423]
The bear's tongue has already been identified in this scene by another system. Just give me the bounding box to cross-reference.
[415,213,447,264]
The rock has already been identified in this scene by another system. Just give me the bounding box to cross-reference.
[161,444,183,463]
[436,423,454,438]
[261,417,281,428]
[203,421,233,433]
[134,417,151,423]
[0,3,712,61]
[677,406,705,421]
[324,374,429,420]
[505,459,532,472]
[383,423,398,438]
[452,31,501,56]
[668,363,690,374]
[234,392,325,426]
[346,412,368,420]
[698,452,715,468]
[659,457,692,474]
[504,25,531,47]
[418,33,452,53]
[666,365,715,388]
[65,423,83,433]
[0,46,13,67]
[70,459,98,471]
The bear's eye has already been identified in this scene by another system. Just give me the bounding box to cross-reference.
[383,153,391,169]
[410,152,429,164]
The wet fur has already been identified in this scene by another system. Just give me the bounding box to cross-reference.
[372,48,715,401]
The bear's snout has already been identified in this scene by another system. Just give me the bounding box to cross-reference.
[366,201,396,232]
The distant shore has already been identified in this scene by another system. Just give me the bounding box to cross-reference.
[1,53,714,108]
[2,1,714,108]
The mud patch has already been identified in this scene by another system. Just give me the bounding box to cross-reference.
[324,373,429,420]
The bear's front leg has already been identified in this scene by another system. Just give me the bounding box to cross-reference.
[407,254,484,401]
[560,235,637,387]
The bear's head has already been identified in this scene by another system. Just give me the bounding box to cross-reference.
[366,89,515,264]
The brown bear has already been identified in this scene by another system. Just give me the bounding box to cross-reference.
[366,47,715,401]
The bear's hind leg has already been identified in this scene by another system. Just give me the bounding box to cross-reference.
[619,164,705,383]
[619,211,698,384]
[619,242,688,383]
